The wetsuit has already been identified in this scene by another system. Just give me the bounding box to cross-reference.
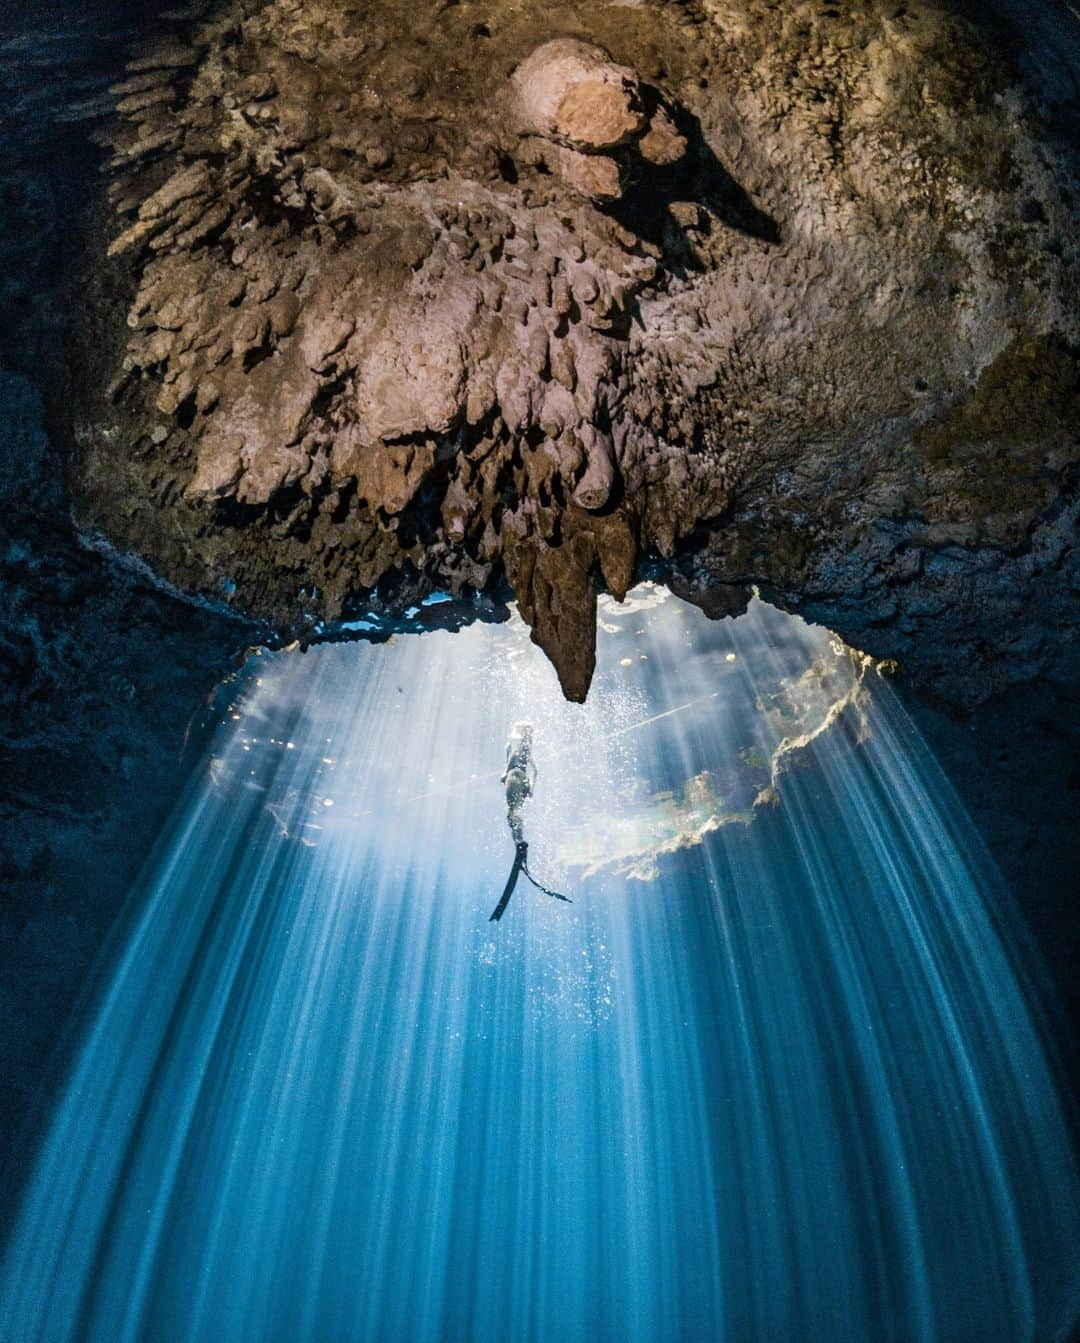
[490,729,569,922]
[503,740,535,847]
[490,733,535,922]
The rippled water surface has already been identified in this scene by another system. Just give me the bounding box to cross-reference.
[2,592,1077,1342]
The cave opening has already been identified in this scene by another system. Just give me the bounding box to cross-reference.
[1,590,1077,1343]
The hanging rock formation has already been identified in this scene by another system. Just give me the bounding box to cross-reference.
[67,0,1080,702]
[510,37,688,201]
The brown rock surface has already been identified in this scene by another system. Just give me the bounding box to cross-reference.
[65,0,1080,704]
[511,37,683,200]
[555,80,645,150]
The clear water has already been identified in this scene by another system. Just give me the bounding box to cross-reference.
[2,592,1077,1342]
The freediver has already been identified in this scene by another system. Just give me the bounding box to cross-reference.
[489,721,571,921]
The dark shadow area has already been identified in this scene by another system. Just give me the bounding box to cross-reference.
[899,652,1080,1100]
[0,0,239,1232]
[898,648,1080,1343]
[604,86,779,274]
[0,0,208,382]
[938,0,1080,104]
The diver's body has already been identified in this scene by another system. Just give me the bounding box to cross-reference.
[503,729,536,847]
[489,723,570,921]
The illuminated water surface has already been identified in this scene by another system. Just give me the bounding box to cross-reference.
[2,591,1077,1342]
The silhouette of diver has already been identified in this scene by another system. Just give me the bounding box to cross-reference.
[489,721,571,922]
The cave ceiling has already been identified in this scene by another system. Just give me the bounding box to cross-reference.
[66,0,1080,702]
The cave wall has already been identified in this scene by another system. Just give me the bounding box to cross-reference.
[0,0,248,1219]
[0,368,240,1220]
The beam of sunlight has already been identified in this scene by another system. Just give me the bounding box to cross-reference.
[1,592,1077,1342]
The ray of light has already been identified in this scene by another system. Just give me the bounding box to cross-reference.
[1,592,1077,1343]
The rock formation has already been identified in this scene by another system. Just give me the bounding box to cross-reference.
[510,37,688,201]
[65,0,1080,702]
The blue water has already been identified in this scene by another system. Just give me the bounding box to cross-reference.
[2,593,1078,1342]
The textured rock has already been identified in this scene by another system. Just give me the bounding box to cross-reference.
[61,0,1080,705]
[511,37,686,202]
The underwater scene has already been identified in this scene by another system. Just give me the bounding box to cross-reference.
[2,591,1077,1343]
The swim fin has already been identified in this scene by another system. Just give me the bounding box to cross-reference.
[490,847,526,921]
[522,863,571,904]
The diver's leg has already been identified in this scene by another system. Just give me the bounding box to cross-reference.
[508,799,525,847]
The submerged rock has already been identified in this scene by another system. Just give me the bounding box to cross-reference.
[65,0,1080,703]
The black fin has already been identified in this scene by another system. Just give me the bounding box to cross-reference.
[522,864,572,904]
[490,849,526,921]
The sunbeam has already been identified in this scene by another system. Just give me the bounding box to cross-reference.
[2,592,1077,1343]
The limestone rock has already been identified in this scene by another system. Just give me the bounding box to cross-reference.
[554,79,645,151]
[554,147,623,202]
[572,426,616,511]
[510,37,683,200]
[639,107,687,166]
[511,39,642,146]
[64,0,1080,707]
